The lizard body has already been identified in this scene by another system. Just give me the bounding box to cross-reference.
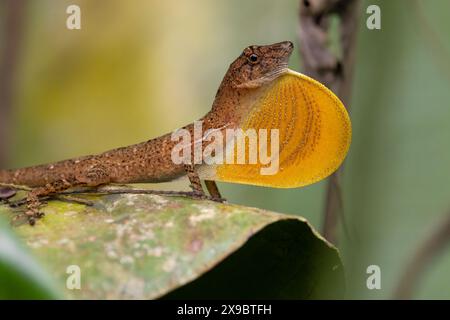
[0,41,296,224]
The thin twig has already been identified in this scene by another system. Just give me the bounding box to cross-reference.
[62,188,195,197]
[53,195,94,206]
[1,182,222,205]
[60,186,224,201]
[2,185,212,210]
[298,0,361,244]
[393,209,450,299]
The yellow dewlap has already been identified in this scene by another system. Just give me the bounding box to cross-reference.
[204,70,351,188]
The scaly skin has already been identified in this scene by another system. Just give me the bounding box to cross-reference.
[0,41,294,224]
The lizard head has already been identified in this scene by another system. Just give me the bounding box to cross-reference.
[227,41,294,89]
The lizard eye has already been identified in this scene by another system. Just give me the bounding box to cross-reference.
[248,54,258,63]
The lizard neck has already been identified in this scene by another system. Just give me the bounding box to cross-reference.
[206,79,267,129]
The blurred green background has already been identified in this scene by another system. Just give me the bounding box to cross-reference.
[1,0,450,299]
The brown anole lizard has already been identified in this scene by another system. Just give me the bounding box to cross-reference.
[0,41,298,225]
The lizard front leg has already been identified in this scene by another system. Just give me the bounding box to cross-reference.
[24,164,112,225]
[184,164,205,198]
[204,180,225,202]
[25,178,77,225]
[184,164,225,202]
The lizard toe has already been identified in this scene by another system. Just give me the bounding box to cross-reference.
[28,217,36,226]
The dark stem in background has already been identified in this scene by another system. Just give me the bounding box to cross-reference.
[298,0,361,244]
[393,210,450,299]
[0,0,26,167]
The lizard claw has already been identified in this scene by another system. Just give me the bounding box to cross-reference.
[26,212,45,226]
[28,217,36,226]
[190,190,207,200]
[189,191,226,203]
[24,208,45,226]
[210,196,227,203]
[10,210,41,227]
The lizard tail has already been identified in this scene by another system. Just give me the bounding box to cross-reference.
[0,169,14,184]
[0,166,50,187]
[0,160,79,187]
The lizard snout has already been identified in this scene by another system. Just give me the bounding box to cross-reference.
[272,41,294,54]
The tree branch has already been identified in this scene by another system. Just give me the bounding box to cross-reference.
[298,0,361,243]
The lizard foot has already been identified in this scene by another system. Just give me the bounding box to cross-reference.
[5,192,45,226]
[23,191,46,226]
[22,204,45,226]
[25,210,45,226]
[188,191,226,203]
[8,180,79,226]
[209,196,227,203]
[190,190,207,200]
[11,208,45,226]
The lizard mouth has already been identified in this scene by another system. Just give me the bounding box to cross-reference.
[259,41,294,82]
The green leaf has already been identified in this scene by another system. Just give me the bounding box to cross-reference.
[0,216,61,299]
[0,194,344,299]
